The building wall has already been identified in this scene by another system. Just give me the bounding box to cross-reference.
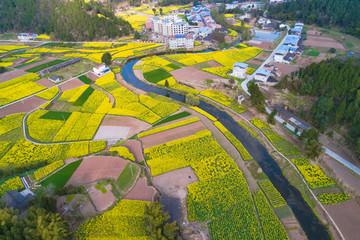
[254,74,268,82]
[232,67,246,78]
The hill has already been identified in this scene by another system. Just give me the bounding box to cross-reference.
[268,0,360,39]
[0,0,133,41]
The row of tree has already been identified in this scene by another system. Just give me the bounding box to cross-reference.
[277,56,360,153]
[0,0,133,41]
[267,0,360,38]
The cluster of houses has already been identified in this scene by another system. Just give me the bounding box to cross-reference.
[254,64,281,82]
[274,23,304,64]
[225,1,264,11]
[17,33,38,41]
[148,15,194,49]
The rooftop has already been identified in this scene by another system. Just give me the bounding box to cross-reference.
[273,105,312,130]
[233,62,248,68]
[255,68,271,76]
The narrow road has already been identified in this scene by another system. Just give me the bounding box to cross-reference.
[241,26,290,95]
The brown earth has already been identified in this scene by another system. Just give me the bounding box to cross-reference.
[256,51,271,60]
[34,78,55,88]
[324,199,360,240]
[121,139,145,163]
[101,115,151,138]
[140,121,206,148]
[65,156,129,187]
[171,66,226,82]
[246,59,264,65]
[86,72,99,82]
[124,177,156,202]
[59,78,85,92]
[273,63,300,76]
[0,96,47,117]
[304,35,345,50]
[246,40,273,50]
[88,184,117,211]
[152,167,198,198]
[207,60,223,67]
[0,69,27,83]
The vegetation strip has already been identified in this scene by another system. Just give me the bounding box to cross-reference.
[153,111,191,126]
[258,179,287,208]
[214,121,253,161]
[138,117,200,138]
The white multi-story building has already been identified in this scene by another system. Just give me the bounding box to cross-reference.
[152,16,189,36]
[254,68,272,82]
[231,62,248,78]
[17,33,38,41]
[168,35,194,49]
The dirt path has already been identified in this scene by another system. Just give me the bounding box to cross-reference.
[124,177,156,202]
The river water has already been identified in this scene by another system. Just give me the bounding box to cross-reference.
[122,59,331,240]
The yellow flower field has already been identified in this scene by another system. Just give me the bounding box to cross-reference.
[228,29,238,37]
[34,160,64,181]
[202,66,232,78]
[109,146,135,161]
[0,113,25,136]
[0,45,30,51]
[0,177,23,197]
[200,89,247,114]
[35,34,51,40]
[0,62,13,67]
[117,14,149,30]
[83,42,113,48]
[190,106,217,121]
[35,87,59,100]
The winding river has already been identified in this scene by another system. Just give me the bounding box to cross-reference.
[122,59,331,240]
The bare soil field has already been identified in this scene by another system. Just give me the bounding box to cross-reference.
[88,184,117,211]
[246,40,272,50]
[246,59,264,65]
[124,178,156,202]
[171,66,227,86]
[21,57,57,71]
[273,63,300,76]
[153,167,198,198]
[0,69,27,83]
[100,115,151,138]
[140,121,206,148]
[207,60,223,67]
[325,199,360,240]
[256,51,271,60]
[65,156,129,187]
[94,126,131,141]
[280,216,306,240]
[35,78,55,88]
[121,140,145,163]
[59,78,85,92]
[304,35,345,50]
[86,72,99,82]
[0,96,47,117]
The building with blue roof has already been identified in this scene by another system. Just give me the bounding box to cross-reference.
[254,68,272,82]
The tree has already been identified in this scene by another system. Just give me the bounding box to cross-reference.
[267,109,277,125]
[164,80,169,87]
[39,196,57,212]
[0,206,72,239]
[134,31,141,39]
[0,67,4,73]
[185,93,200,106]
[152,8,157,15]
[101,52,112,66]
[329,48,336,54]
[159,8,163,15]
[144,201,178,240]
[248,82,265,113]
[305,139,322,159]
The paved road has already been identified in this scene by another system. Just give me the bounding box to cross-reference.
[323,147,360,176]
[241,26,290,95]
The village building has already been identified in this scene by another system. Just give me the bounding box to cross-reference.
[274,45,289,63]
[93,63,110,76]
[231,62,248,78]
[48,75,62,83]
[272,105,312,132]
[17,33,38,41]
[1,189,34,210]
[168,35,194,49]
[254,68,271,82]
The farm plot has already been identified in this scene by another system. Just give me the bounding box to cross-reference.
[26,59,67,73]
[76,200,150,240]
[258,179,287,208]
[27,110,104,142]
[0,73,47,106]
[41,159,82,188]
[65,156,129,187]
[124,177,156,202]
[0,96,48,117]
[200,89,247,114]
[145,129,262,233]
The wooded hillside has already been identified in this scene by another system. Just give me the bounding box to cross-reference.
[268,0,360,38]
[0,0,132,41]
[277,57,360,153]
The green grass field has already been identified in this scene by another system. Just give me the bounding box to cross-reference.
[14,58,45,69]
[40,159,82,188]
[153,111,191,126]
[73,87,94,106]
[26,59,67,73]
[113,162,140,196]
[40,111,72,121]
[167,63,181,70]
[78,75,92,84]
[143,69,172,83]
